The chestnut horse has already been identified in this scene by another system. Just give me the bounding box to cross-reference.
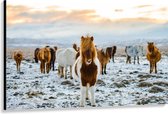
[37,47,51,74]
[13,51,23,73]
[34,48,40,63]
[72,35,100,107]
[146,42,161,73]
[97,47,112,75]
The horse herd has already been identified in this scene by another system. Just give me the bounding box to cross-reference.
[12,35,161,107]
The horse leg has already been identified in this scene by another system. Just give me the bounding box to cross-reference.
[155,62,157,74]
[137,56,140,64]
[134,56,136,64]
[150,62,152,73]
[129,56,131,64]
[52,62,55,71]
[59,66,63,78]
[104,64,107,74]
[16,62,19,73]
[126,56,128,64]
[58,65,60,75]
[90,86,96,107]
[101,64,104,75]
[40,62,43,73]
[70,66,73,79]
[86,86,89,100]
[46,62,50,73]
[18,61,21,73]
[42,61,45,74]
[65,66,68,79]
[112,56,115,63]
[80,86,86,107]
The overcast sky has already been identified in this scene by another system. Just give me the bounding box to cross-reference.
[6,0,168,42]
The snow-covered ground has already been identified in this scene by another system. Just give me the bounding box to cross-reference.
[6,55,168,110]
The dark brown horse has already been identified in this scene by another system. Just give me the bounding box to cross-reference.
[146,42,161,73]
[37,47,51,74]
[34,48,40,63]
[106,46,117,63]
[73,35,100,107]
[13,51,23,73]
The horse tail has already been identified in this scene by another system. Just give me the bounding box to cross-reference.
[72,57,80,80]
[41,50,45,60]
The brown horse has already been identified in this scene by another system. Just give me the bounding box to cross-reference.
[13,51,23,73]
[146,42,161,73]
[72,35,100,107]
[37,47,51,74]
[34,48,40,63]
[97,47,112,75]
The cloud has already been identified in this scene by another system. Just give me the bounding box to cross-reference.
[7,5,168,40]
[114,9,123,12]
[7,5,106,25]
[134,5,153,9]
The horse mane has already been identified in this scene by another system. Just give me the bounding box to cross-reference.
[80,35,97,59]
[147,42,159,54]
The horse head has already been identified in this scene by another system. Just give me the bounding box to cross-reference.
[147,42,154,54]
[80,35,96,65]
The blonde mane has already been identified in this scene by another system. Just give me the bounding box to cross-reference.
[80,35,97,59]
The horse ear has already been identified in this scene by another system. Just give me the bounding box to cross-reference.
[81,36,84,40]
[91,36,94,41]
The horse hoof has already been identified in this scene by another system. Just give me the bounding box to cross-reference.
[80,104,84,107]
[92,104,96,107]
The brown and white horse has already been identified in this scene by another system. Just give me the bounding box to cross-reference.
[72,35,100,107]
[146,42,161,73]
[37,47,51,74]
[13,50,23,73]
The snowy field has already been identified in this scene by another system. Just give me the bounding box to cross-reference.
[5,53,168,110]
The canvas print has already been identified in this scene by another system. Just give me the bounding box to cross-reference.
[5,0,168,110]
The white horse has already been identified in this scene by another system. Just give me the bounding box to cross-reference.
[56,48,77,79]
[125,45,144,64]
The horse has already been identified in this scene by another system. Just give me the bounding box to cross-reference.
[72,35,100,107]
[13,51,23,73]
[37,47,51,74]
[125,45,144,64]
[106,46,117,63]
[146,42,161,73]
[45,46,57,71]
[34,48,40,63]
[97,47,112,75]
[56,48,77,79]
